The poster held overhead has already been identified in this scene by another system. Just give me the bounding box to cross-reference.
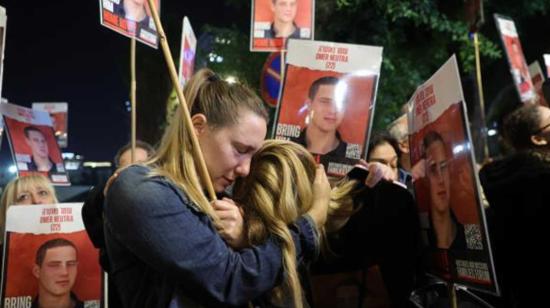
[32,102,69,148]
[178,17,197,89]
[0,103,70,186]
[99,0,160,48]
[528,61,548,107]
[273,39,382,177]
[494,14,536,103]
[543,54,550,79]
[1,203,103,307]
[408,55,498,294]
[0,7,7,101]
[250,0,314,52]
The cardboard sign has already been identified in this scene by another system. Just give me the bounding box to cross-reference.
[0,103,69,185]
[32,103,69,148]
[1,203,102,307]
[528,61,548,107]
[250,0,314,52]
[178,17,197,89]
[273,39,382,176]
[543,54,550,79]
[99,0,160,48]
[494,14,536,103]
[408,55,498,294]
[0,7,7,101]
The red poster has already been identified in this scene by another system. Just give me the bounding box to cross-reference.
[274,40,382,176]
[99,0,160,48]
[0,103,70,185]
[408,56,498,294]
[528,61,548,107]
[1,204,103,307]
[250,0,314,52]
[178,17,196,88]
[32,103,69,148]
[494,14,536,103]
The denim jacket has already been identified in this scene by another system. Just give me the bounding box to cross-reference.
[104,165,319,307]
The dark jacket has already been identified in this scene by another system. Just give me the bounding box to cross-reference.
[479,151,550,308]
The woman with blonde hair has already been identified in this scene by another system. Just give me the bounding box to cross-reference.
[104,69,330,307]
[233,139,392,307]
[0,173,58,249]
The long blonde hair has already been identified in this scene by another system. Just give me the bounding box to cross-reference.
[233,140,360,307]
[0,174,58,243]
[147,69,267,221]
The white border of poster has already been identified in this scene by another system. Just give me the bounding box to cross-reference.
[178,17,197,89]
[0,7,7,101]
[1,203,103,307]
[407,55,499,294]
[32,102,69,148]
[0,103,70,186]
[543,54,550,79]
[494,14,536,103]
[99,0,160,48]
[273,39,382,176]
[250,0,315,52]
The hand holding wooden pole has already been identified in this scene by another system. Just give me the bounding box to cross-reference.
[146,0,216,201]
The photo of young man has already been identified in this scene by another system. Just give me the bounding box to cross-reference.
[24,126,59,174]
[291,76,349,157]
[251,0,313,51]
[32,238,83,308]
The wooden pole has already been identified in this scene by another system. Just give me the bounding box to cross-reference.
[448,282,458,308]
[146,0,216,201]
[280,50,286,83]
[474,32,490,161]
[130,37,137,164]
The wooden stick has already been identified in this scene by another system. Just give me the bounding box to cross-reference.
[448,282,458,308]
[474,33,489,161]
[146,0,216,201]
[280,50,286,83]
[131,37,137,164]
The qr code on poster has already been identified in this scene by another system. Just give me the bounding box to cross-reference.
[465,224,483,250]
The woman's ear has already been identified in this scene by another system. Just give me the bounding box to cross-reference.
[531,134,548,146]
[191,114,208,136]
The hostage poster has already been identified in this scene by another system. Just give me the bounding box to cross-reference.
[0,103,69,185]
[250,0,314,52]
[1,203,102,307]
[32,102,69,148]
[178,17,196,89]
[408,55,498,294]
[273,39,382,177]
[99,0,160,48]
[528,61,548,107]
[494,14,536,103]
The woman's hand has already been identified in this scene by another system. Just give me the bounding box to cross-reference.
[307,165,331,228]
[213,198,248,250]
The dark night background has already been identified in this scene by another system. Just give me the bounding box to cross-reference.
[0,0,244,162]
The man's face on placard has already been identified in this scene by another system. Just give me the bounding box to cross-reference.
[426,139,451,214]
[25,129,49,159]
[33,246,78,297]
[309,84,345,133]
[271,0,298,24]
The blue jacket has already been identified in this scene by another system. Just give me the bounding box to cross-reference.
[104,165,319,307]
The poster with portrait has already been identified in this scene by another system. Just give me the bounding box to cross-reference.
[0,103,69,185]
[32,103,69,148]
[99,0,160,48]
[250,0,314,52]
[0,7,7,101]
[494,14,536,103]
[1,203,102,308]
[528,61,548,107]
[408,55,498,294]
[273,39,382,177]
[544,54,550,79]
[178,17,196,89]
